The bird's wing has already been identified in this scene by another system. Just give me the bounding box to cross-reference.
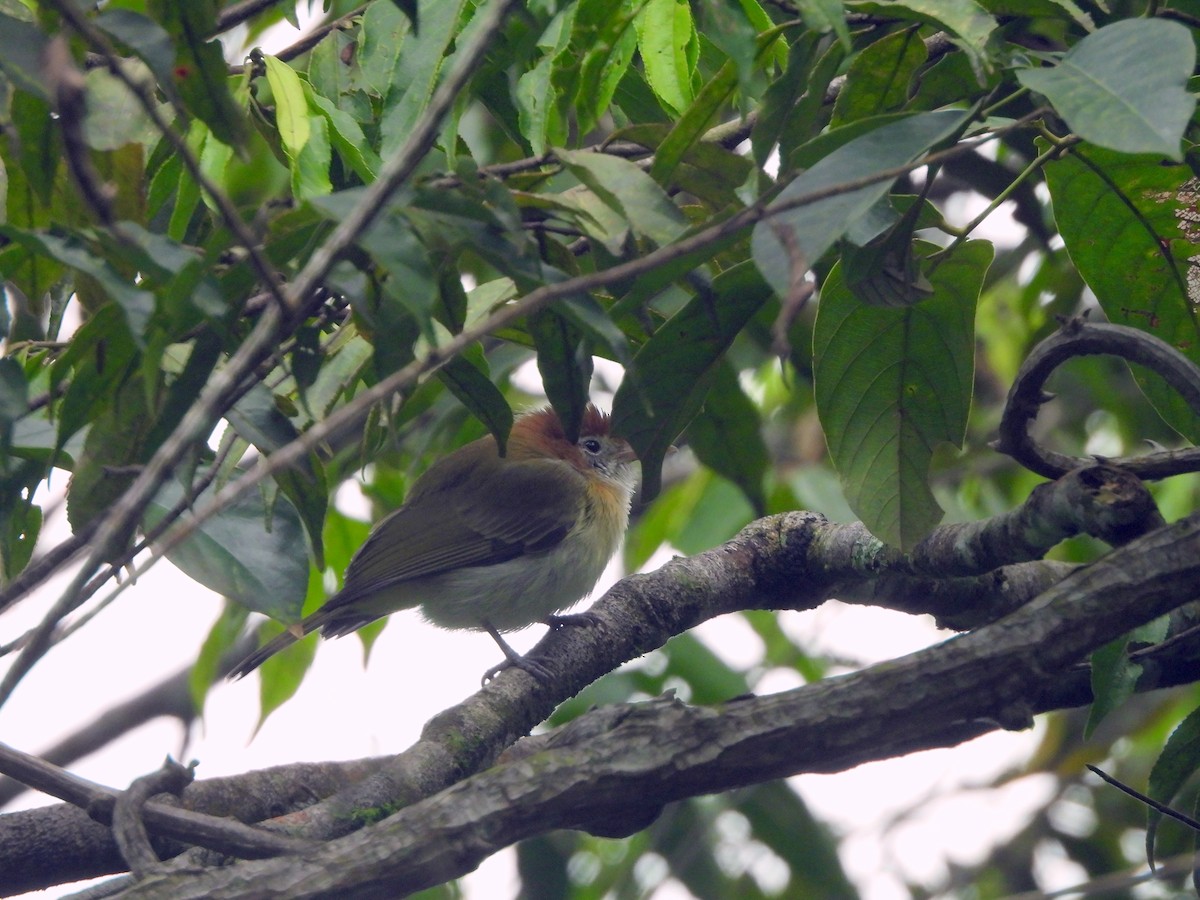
[336,457,583,596]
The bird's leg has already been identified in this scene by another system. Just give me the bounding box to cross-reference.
[480,621,553,684]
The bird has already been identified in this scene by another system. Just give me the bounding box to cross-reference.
[228,404,639,682]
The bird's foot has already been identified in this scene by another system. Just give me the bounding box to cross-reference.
[480,653,553,685]
[480,621,553,685]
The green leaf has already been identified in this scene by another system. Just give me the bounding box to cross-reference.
[80,66,159,151]
[1018,19,1195,159]
[146,474,310,622]
[613,260,774,499]
[255,565,328,723]
[11,90,59,208]
[568,0,640,136]
[516,6,575,155]
[530,308,593,441]
[628,467,755,567]
[648,59,738,188]
[379,0,470,159]
[307,89,380,181]
[557,148,688,246]
[0,227,155,344]
[831,28,927,126]
[848,0,995,76]
[93,9,177,94]
[634,0,697,116]
[814,240,991,549]
[793,0,852,49]
[0,10,49,100]
[1147,704,1200,867]
[65,374,151,543]
[292,109,332,200]
[555,293,633,369]
[189,602,249,716]
[436,347,514,452]
[389,0,419,32]
[752,110,968,298]
[1086,615,1168,738]
[351,0,412,98]
[52,304,139,459]
[313,192,438,342]
[752,34,844,171]
[262,54,310,163]
[1043,144,1200,441]
[0,357,27,434]
[225,383,328,570]
[156,4,247,148]
[686,361,768,515]
[0,492,41,581]
[698,0,783,91]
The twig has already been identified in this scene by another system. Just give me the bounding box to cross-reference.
[213,0,289,34]
[0,635,256,807]
[0,741,314,858]
[113,759,195,878]
[994,317,1200,478]
[228,4,368,72]
[1086,764,1200,832]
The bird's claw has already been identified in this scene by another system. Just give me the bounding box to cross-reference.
[481,653,553,685]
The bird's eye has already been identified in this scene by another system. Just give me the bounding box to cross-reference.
[581,438,602,454]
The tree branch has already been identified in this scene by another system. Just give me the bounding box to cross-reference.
[107,510,1200,898]
[0,469,1186,893]
[178,465,1164,846]
[995,317,1200,479]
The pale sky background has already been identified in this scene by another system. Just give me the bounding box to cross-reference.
[0,10,1116,899]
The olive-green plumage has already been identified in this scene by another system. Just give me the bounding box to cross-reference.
[229,405,638,679]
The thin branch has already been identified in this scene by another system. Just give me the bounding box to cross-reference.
[995,317,1200,478]
[112,760,196,879]
[0,634,257,808]
[228,4,369,72]
[1086,764,1200,832]
[212,0,290,35]
[932,135,1075,266]
[0,741,315,859]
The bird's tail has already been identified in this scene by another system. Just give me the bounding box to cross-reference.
[226,614,327,680]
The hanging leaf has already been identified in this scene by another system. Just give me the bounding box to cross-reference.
[145,474,310,623]
[613,260,775,499]
[1018,19,1195,159]
[751,110,967,298]
[814,240,991,549]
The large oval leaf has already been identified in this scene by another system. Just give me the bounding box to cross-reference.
[145,477,310,623]
[814,240,991,549]
[751,109,967,298]
[1044,143,1200,441]
[1018,19,1195,160]
[612,261,774,499]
